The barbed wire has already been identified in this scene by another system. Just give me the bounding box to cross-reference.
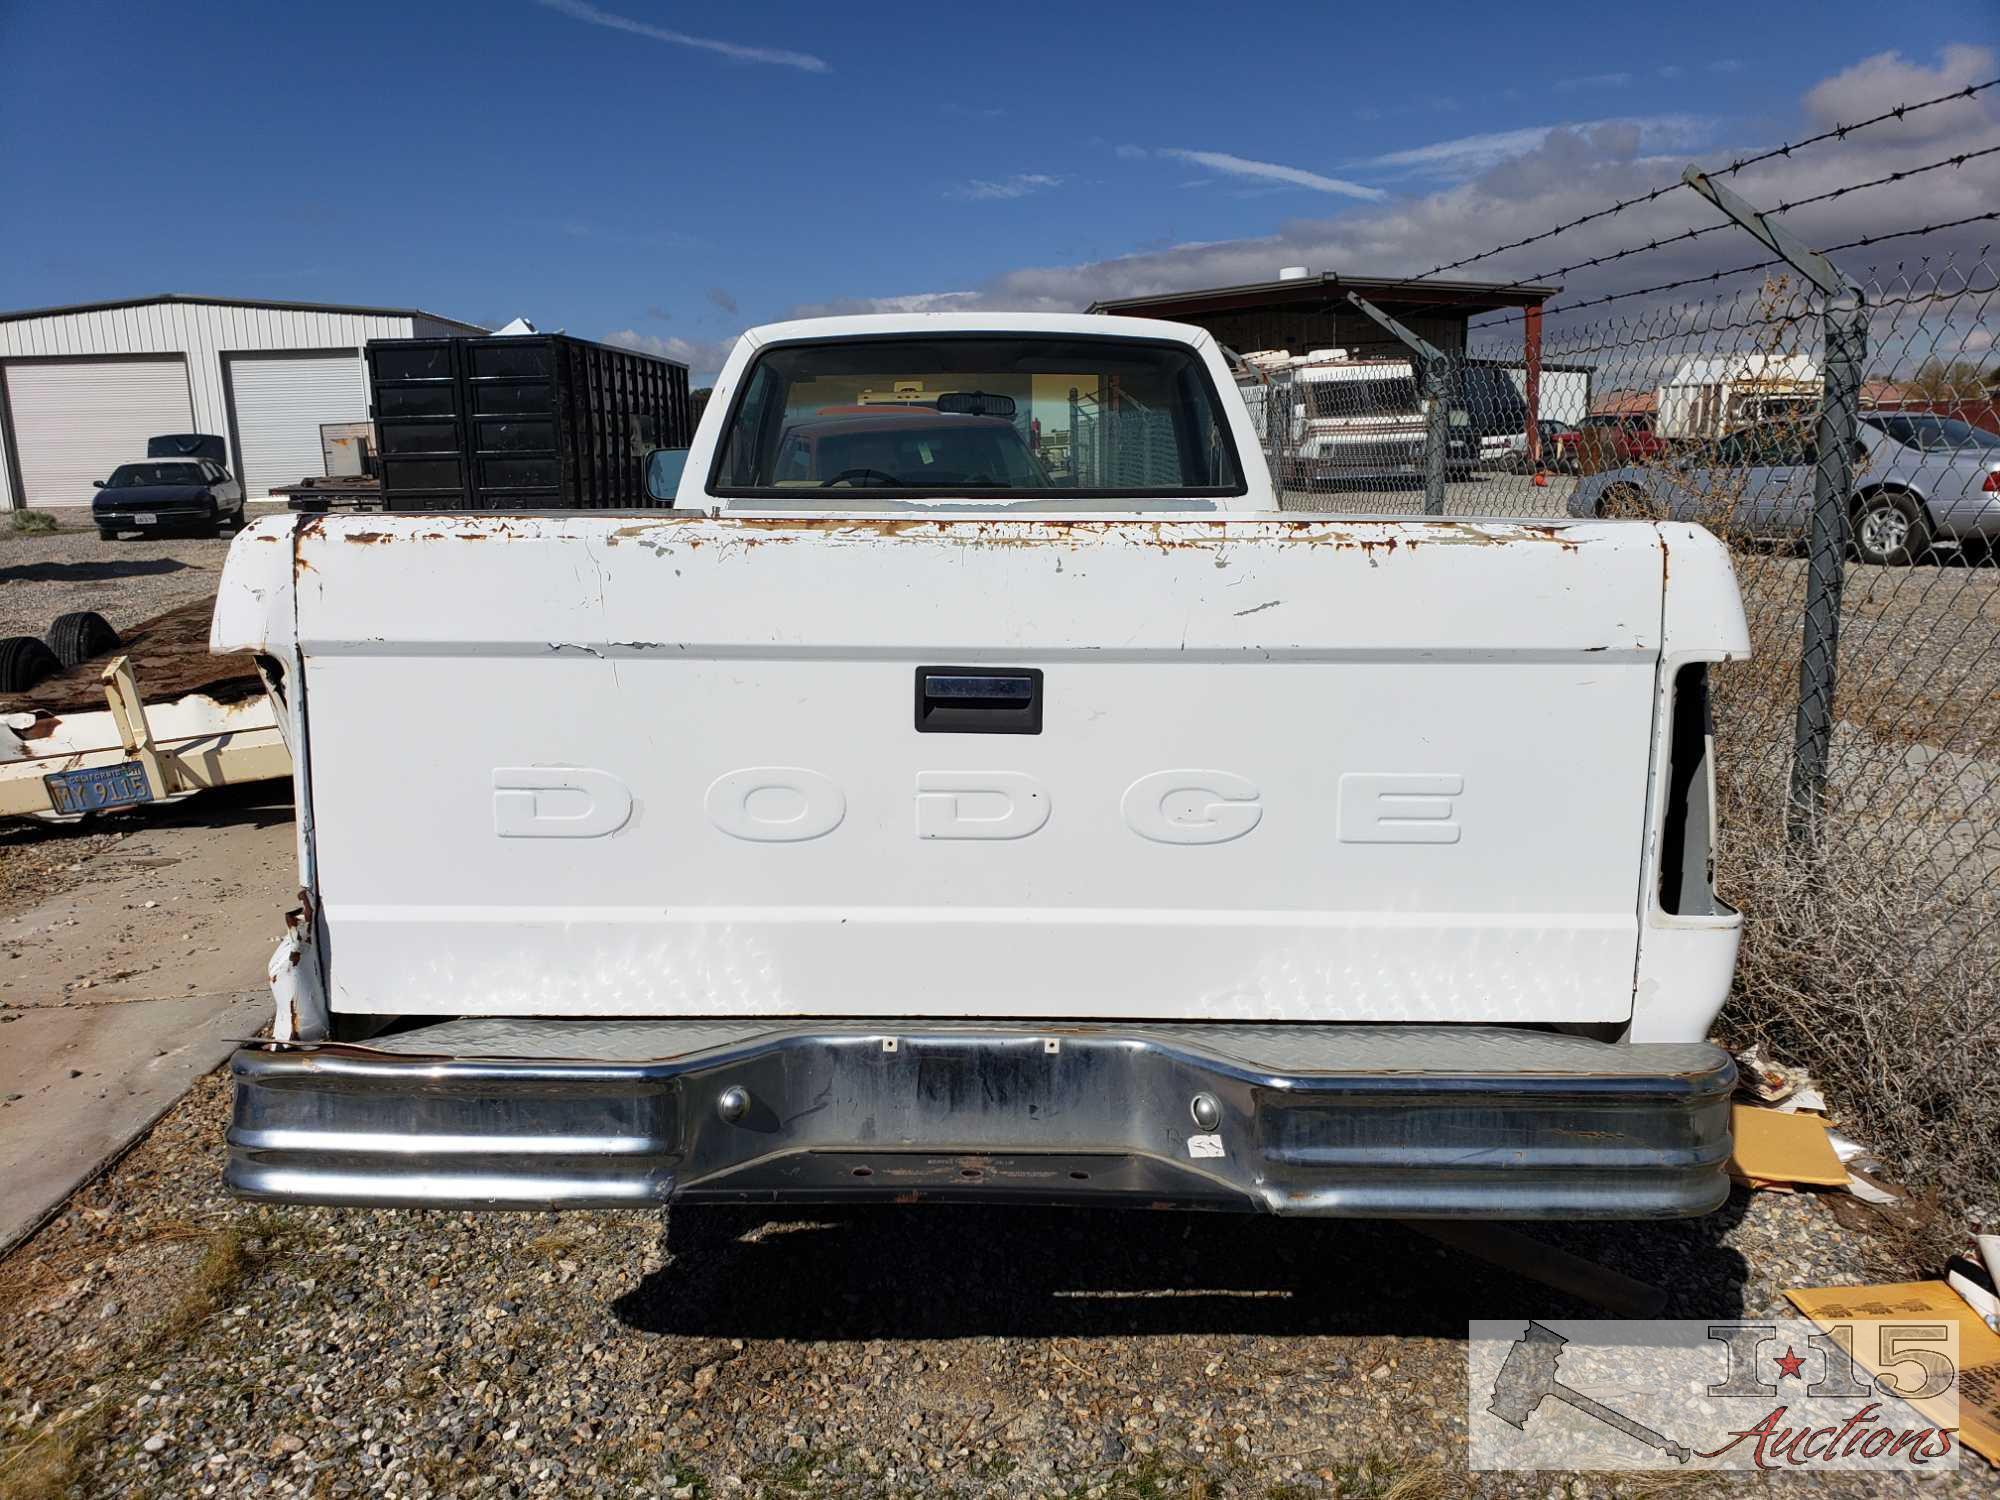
[1464,209,2000,332]
[1480,144,2000,296]
[1409,75,1998,283]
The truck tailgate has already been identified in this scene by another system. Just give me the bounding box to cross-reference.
[277,514,1667,1024]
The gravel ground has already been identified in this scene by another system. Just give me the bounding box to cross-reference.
[0,505,287,640]
[0,1071,1989,1500]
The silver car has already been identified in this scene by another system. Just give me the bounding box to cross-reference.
[1568,414,2000,565]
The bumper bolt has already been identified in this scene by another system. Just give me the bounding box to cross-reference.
[716,1085,750,1123]
[1190,1093,1221,1131]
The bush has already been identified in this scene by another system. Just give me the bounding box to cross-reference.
[7,510,57,534]
[1714,744,2000,1258]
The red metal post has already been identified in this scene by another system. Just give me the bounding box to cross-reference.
[1524,303,1544,470]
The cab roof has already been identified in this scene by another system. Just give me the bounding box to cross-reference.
[736,310,1217,351]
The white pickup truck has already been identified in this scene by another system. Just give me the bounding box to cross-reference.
[212,312,1748,1218]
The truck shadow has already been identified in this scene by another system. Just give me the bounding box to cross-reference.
[612,1192,1751,1342]
[0,558,196,584]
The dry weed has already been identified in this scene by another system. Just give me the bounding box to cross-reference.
[0,1401,107,1500]
[1715,750,2000,1254]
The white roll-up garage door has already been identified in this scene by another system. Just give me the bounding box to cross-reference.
[227,351,367,498]
[3,358,194,507]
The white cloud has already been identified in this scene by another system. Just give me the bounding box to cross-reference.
[1358,114,1719,180]
[1113,144,1149,160]
[1558,71,1634,91]
[603,329,737,380]
[536,0,829,73]
[1158,149,1385,201]
[1803,44,1995,137]
[949,173,1063,201]
[1708,58,1743,74]
[770,41,1998,362]
[861,291,982,313]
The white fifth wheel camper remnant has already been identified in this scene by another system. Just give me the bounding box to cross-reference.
[214,312,1749,1220]
[1233,346,1482,482]
[1655,353,1821,442]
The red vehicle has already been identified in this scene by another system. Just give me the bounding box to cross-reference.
[1553,413,1667,472]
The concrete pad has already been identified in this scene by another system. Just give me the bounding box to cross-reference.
[1,795,295,1009]
[0,783,294,1253]
[0,988,266,1252]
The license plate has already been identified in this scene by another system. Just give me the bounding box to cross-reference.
[44,761,153,815]
[134,513,157,525]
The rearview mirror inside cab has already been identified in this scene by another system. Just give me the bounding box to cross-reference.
[935,391,1017,419]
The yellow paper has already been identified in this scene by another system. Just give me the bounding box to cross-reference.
[1787,1280,2000,1466]
[1727,1104,1847,1187]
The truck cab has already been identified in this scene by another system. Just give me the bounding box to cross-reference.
[213,312,1747,1219]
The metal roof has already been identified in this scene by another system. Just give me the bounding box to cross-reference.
[1088,271,1559,320]
[0,293,486,331]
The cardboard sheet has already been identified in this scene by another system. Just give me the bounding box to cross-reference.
[1787,1280,2000,1466]
[1727,1104,1848,1187]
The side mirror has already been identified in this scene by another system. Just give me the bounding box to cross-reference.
[93,479,106,488]
[644,448,691,504]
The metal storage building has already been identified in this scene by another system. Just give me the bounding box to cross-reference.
[0,294,484,510]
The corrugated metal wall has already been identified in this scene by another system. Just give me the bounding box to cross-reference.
[225,351,371,497]
[0,301,475,506]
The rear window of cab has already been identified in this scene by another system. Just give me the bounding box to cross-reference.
[711,335,1244,501]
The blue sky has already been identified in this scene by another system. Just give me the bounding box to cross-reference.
[2,2,1994,377]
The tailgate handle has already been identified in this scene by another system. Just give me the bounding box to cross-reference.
[915,666,1043,735]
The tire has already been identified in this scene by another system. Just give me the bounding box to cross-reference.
[0,635,62,693]
[45,610,120,668]
[97,526,120,541]
[1852,490,1931,566]
[1594,482,1660,520]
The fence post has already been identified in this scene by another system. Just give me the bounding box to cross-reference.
[1347,292,1451,516]
[1681,167,1868,844]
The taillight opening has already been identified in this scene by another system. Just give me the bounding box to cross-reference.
[1659,664,1729,917]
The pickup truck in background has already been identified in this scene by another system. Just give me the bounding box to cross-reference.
[212,312,1749,1219]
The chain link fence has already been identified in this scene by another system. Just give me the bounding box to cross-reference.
[1230,159,2000,1217]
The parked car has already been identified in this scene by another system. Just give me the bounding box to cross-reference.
[1485,418,1578,472]
[1556,412,1668,472]
[1566,415,2000,564]
[93,456,243,538]
[212,311,1748,1222]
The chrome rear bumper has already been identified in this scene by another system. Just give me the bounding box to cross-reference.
[226,1021,1734,1218]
